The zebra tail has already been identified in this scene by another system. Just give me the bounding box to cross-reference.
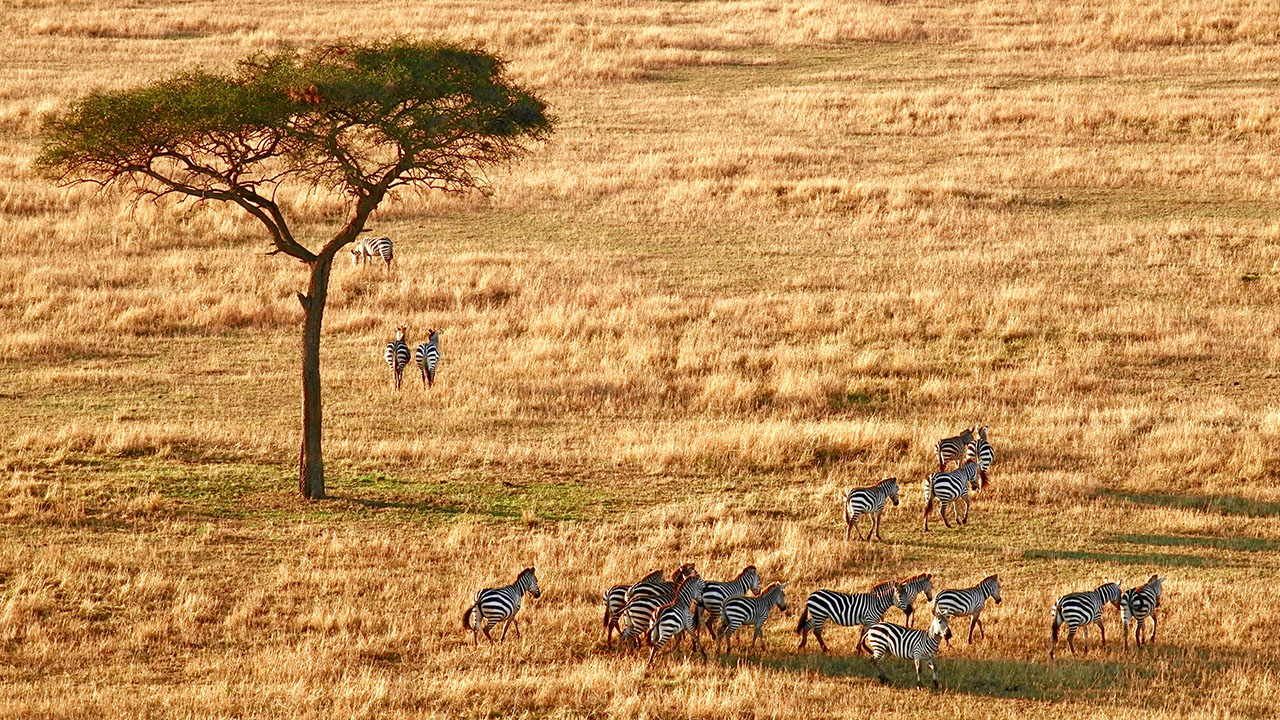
[856,630,871,655]
[795,606,810,634]
[462,604,475,631]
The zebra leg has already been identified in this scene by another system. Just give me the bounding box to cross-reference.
[873,653,889,684]
[929,659,938,689]
[499,617,514,642]
[752,623,763,650]
[1135,618,1144,648]
[1067,626,1078,655]
[856,626,869,655]
[961,496,970,525]
[482,618,499,644]
[968,616,977,644]
[1050,618,1060,659]
[1150,612,1158,642]
[923,496,933,531]
[941,501,953,528]
[1098,619,1106,649]
[873,510,883,541]
[846,515,855,540]
[975,612,985,641]
[914,659,923,689]
[513,617,522,639]
[815,625,830,653]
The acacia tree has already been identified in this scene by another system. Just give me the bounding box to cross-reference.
[37,41,551,499]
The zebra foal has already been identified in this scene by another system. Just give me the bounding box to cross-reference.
[694,565,761,641]
[350,235,394,270]
[1122,574,1164,649]
[844,477,900,541]
[1049,581,1122,659]
[717,582,787,656]
[462,567,541,646]
[933,426,976,471]
[860,614,951,689]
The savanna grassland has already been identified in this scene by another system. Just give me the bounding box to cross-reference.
[2,1,1280,718]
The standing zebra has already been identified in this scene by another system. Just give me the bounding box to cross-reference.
[462,567,541,646]
[933,426,976,471]
[885,573,934,627]
[860,614,951,689]
[717,582,787,656]
[694,565,761,641]
[844,477,900,541]
[923,462,982,531]
[796,582,904,653]
[963,426,994,487]
[1049,581,1122,659]
[932,574,1002,645]
[350,235,394,270]
[415,328,441,389]
[384,325,410,391]
[1122,575,1164,649]
[603,569,663,645]
[646,576,707,667]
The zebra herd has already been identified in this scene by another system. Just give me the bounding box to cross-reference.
[459,424,1170,688]
[465,564,1168,687]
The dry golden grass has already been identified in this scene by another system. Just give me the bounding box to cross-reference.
[2,0,1280,718]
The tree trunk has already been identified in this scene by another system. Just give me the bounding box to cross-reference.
[298,256,332,499]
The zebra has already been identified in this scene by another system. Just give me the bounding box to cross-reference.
[963,426,994,487]
[844,477,900,541]
[933,426,976,471]
[883,573,934,627]
[1122,574,1164,649]
[694,565,761,641]
[923,462,982,531]
[860,614,951,689]
[461,567,541,646]
[350,235,393,270]
[717,582,787,656]
[414,328,441,389]
[1049,581,1122,659]
[603,569,663,645]
[932,574,1002,645]
[619,564,698,646]
[384,325,410,390]
[646,576,707,667]
[796,582,904,653]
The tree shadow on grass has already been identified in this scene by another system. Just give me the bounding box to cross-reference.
[1020,548,1221,568]
[1099,490,1280,518]
[1110,533,1280,553]
[717,648,1128,701]
[323,494,462,516]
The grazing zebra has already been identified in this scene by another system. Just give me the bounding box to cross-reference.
[860,614,951,689]
[963,426,994,487]
[619,564,698,646]
[646,576,707,667]
[717,582,787,656]
[1122,575,1164,649]
[461,567,541,646]
[1049,581,1122,659]
[932,574,1002,645]
[933,426,976,471]
[414,328,441,389]
[923,462,982,531]
[603,569,663,645]
[796,582,903,653]
[384,325,410,390]
[350,235,394,270]
[694,565,761,641]
[844,477,900,541]
[883,573,934,627]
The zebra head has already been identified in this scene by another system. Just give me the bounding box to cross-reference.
[1098,581,1122,609]
[765,582,787,612]
[519,567,541,598]
[395,325,407,342]
[428,327,441,342]
[984,574,1002,604]
[672,563,698,583]
[741,565,762,595]
[349,244,363,265]
[882,477,900,506]
[928,613,950,641]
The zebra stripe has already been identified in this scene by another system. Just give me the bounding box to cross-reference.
[646,576,707,667]
[923,462,981,531]
[796,583,903,653]
[462,567,541,645]
[619,564,697,645]
[933,574,1002,645]
[844,477,900,541]
[602,569,663,645]
[933,426,975,471]
[384,325,410,390]
[694,566,761,641]
[717,582,787,656]
[1050,582,1122,659]
[350,236,393,269]
[415,328,442,389]
[860,615,951,688]
[1122,575,1164,649]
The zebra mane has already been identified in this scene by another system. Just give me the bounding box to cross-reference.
[736,565,758,580]
[902,573,931,586]
[981,574,998,585]
[760,581,785,598]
